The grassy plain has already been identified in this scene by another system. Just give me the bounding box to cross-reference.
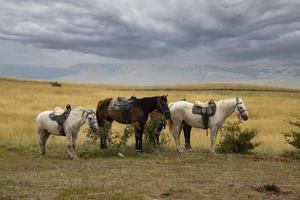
[0,77,299,155]
[0,77,299,199]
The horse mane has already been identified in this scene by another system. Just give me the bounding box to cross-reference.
[135,96,159,114]
[216,98,236,104]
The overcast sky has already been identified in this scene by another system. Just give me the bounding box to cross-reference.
[0,0,300,68]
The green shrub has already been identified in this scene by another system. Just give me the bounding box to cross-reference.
[282,118,300,149]
[217,121,260,154]
[282,150,300,159]
[84,115,169,153]
[143,113,169,152]
[84,121,134,153]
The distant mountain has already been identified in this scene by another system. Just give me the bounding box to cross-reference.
[0,63,299,88]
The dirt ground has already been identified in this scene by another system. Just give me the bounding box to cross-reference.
[0,145,299,200]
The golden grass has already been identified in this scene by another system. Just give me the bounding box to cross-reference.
[0,77,299,155]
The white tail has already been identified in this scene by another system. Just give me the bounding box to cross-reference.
[167,102,175,134]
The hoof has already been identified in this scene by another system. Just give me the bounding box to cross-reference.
[70,156,79,160]
[39,154,45,159]
[185,143,192,150]
[100,145,108,149]
[177,149,185,154]
[136,149,144,153]
[68,154,79,160]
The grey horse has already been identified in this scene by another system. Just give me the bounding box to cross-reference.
[36,108,98,160]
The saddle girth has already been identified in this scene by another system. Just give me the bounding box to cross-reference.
[192,99,216,129]
[111,96,136,124]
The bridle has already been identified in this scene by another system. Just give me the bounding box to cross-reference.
[156,98,171,118]
[235,97,247,115]
[86,110,98,132]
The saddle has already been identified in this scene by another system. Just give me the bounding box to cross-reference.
[111,96,136,123]
[192,99,216,129]
[49,106,72,136]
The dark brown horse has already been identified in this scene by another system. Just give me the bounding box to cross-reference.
[96,95,171,152]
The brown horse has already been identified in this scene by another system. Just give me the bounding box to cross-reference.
[96,95,171,152]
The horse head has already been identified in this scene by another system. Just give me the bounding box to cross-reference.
[156,95,171,120]
[86,109,99,132]
[235,98,249,121]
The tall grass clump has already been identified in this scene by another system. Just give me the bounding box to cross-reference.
[217,121,261,154]
[282,118,300,149]
[282,117,300,158]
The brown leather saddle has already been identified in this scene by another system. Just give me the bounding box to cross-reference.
[111,96,136,124]
[49,108,72,136]
[192,99,216,129]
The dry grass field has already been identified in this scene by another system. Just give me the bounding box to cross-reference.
[0,77,299,199]
[0,77,299,155]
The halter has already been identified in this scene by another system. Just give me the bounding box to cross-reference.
[235,97,247,115]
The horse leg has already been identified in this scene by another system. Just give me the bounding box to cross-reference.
[71,133,79,160]
[155,123,164,148]
[66,132,78,160]
[100,119,112,149]
[39,129,50,157]
[183,123,192,149]
[210,126,219,155]
[139,123,145,151]
[134,123,144,152]
[172,122,183,153]
[134,124,140,150]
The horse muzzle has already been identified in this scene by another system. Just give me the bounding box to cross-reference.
[164,111,171,120]
[241,112,249,121]
[90,123,99,133]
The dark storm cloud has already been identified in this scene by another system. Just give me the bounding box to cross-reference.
[0,0,300,61]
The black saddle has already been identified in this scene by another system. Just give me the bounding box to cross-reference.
[111,96,136,124]
[192,99,216,129]
[49,109,71,136]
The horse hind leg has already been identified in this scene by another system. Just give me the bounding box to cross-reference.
[183,123,192,150]
[38,129,50,157]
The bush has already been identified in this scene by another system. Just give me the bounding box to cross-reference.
[51,81,62,87]
[217,121,260,154]
[84,115,169,153]
[282,118,300,149]
[143,113,170,152]
[84,121,134,153]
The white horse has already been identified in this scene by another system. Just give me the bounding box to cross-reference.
[36,108,98,160]
[169,98,249,154]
